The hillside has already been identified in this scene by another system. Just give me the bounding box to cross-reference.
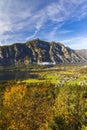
[0,38,86,66]
[76,49,87,60]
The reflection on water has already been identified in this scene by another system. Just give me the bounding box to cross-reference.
[0,71,39,81]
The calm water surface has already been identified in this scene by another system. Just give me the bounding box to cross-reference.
[0,71,39,81]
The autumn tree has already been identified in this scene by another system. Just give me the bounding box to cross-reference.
[2,84,53,130]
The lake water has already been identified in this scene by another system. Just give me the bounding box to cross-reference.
[0,71,39,81]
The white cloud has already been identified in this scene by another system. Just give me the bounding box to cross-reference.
[59,30,73,34]
[0,0,87,46]
[61,36,87,49]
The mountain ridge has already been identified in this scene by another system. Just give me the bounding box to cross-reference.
[0,38,86,66]
[75,49,87,60]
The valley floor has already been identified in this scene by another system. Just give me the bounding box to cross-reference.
[0,65,87,130]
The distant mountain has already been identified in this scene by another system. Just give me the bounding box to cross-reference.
[76,49,87,60]
[0,38,86,66]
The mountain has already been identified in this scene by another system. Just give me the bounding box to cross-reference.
[76,49,87,60]
[0,38,86,66]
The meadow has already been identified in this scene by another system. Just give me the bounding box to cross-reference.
[0,64,87,130]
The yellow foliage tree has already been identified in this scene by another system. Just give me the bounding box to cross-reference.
[3,84,52,130]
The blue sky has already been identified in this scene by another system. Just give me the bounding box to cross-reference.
[0,0,87,49]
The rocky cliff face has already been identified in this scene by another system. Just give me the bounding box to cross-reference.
[76,49,87,60]
[0,39,86,66]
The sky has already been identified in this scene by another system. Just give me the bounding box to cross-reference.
[0,0,87,49]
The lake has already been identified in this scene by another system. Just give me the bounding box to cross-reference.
[0,71,39,81]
